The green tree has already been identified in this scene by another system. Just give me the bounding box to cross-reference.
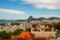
[25,28,31,32]
[0,31,12,39]
[53,22,60,30]
[13,29,23,35]
[10,22,20,26]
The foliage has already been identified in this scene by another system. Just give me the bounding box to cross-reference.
[13,29,24,35]
[25,28,31,32]
[0,31,12,38]
[53,22,60,30]
[10,22,20,26]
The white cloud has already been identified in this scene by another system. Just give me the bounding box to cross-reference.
[21,0,60,9]
[0,8,25,14]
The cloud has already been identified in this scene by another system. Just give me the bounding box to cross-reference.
[0,8,25,14]
[21,0,60,9]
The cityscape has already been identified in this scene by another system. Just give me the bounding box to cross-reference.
[0,0,60,40]
[0,16,60,40]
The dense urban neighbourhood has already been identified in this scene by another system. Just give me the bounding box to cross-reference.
[0,17,60,40]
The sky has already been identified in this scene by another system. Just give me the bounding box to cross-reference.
[0,0,60,20]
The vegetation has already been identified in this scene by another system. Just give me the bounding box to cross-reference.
[0,31,12,39]
[10,22,20,26]
[13,29,24,35]
[53,22,60,30]
[25,28,31,32]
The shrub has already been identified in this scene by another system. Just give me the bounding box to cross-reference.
[13,29,24,35]
[0,31,12,39]
[10,22,20,26]
[25,28,31,32]
[53,22,60,30]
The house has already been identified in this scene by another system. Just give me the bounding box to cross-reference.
[31,23,56,40]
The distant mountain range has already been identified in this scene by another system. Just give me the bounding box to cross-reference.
[27,16,60,21]
[0,16,60,24]
[47,17,60,20]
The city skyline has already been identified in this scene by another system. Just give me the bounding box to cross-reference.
[0,0,60,20]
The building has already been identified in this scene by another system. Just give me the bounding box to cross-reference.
[31,23,56,40]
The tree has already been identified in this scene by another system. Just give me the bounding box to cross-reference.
[10,22,20,26]
[25,28,31,32]
[0,31,12,39]
[53,22,60,30]
[13,29,24,35]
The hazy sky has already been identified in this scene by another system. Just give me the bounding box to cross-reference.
[0,0,60,20]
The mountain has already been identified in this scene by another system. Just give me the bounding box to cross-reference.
[27,16,60,22]
[47,17,60,20]
[0,19,6,21]
[37,17,46,20]
[0,16,60,24]
[27,16,33,20]
[0,20,16,24]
